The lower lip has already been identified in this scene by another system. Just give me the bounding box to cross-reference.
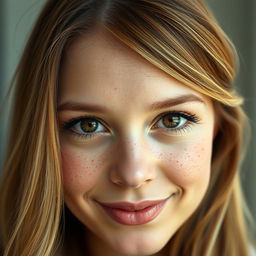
[100,199,168,225]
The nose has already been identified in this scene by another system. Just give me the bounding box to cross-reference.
[109,135,157,189]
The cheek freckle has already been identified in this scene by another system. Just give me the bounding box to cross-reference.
[61,149,101,191]
[156,143,211,185]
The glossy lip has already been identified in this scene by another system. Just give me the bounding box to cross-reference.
[97,196,172,225]
[98,198,169,211]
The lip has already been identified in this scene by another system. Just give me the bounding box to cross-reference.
[97,197,170,225]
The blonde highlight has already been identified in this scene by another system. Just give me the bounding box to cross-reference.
[0,0,253,255]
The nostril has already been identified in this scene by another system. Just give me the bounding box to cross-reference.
[113,178,124,186]
[116,180,123,186]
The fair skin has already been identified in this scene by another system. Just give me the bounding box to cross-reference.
[58,28,216,256]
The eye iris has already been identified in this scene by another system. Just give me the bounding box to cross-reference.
[163,114,181,128]
[80,119,98,132]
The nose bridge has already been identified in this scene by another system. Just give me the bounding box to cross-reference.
[119,134,143,170]
[110,131,156,188]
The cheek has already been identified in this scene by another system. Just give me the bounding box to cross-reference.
[61,146,103,194]
[159,140,212,187]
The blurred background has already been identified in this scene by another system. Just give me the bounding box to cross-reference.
[0,0,255,219]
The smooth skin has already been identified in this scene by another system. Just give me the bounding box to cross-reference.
[58,27,216,256]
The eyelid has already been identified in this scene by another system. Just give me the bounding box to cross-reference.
[152,111,200,126]
[61,115,110,139]
[150,110,200,135]
[61,110,201,140]
[62,115,109,130]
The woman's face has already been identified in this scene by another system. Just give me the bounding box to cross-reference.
[58,28,216,256]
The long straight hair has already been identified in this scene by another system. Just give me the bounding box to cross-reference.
[0,0,253,255]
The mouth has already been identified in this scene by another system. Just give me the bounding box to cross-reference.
[97,196,171,226]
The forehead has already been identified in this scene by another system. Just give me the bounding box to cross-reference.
[59,28,210,111]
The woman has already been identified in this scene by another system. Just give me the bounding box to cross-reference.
[0,0,255,255]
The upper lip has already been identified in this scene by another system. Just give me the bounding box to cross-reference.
[97,197,169,211]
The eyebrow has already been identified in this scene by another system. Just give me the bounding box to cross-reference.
[57,94,205,113]
[58,101,109,113]
[147,94,205,111]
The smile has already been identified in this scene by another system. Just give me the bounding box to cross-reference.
[97,196,171,225]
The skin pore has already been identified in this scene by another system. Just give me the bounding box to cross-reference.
[58,28,216,256]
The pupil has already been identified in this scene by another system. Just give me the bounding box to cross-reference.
[163,115,180,128]
[81,119,98,132]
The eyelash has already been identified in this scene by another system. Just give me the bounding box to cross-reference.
[61,115,108,140]
[61,111,200,140]
[152,111,200,135]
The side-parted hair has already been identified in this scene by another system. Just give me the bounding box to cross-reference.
[0,0,254,255]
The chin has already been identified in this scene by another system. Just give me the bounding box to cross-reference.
[105,231,170,256]
[111,244,165,256]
